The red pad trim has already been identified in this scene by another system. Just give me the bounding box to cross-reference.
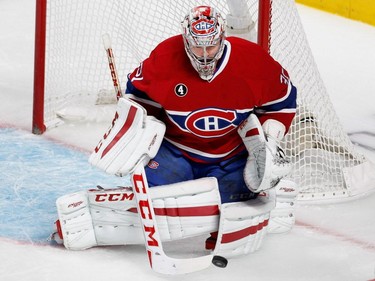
[221,219,269,244]
[127,205,219,217]
[101,105,138,158]
[55,220,63,240]
[245,128,259,138]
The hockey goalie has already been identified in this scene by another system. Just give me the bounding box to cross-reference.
[52,4,299,273]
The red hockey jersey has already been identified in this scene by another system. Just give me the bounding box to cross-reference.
[126,35,297,163]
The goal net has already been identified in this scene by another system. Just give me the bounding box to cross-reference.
[33,0,375,203]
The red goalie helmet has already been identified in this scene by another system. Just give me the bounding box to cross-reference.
[181,6,226,81]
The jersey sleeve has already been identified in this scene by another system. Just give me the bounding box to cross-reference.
[125,50,163,118]
[256,57,297,135]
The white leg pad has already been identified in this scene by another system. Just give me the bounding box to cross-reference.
[55,177,221,250]
[268,179,299,234]
[56,192,97,250]
[213,192,275,258]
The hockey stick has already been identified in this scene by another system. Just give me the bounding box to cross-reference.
[102,33,123,101]
[131,163,219,274]
[102,33,226,274]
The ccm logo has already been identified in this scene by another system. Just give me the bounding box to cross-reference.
[279,187,296,193]
[95,193,134,202]
[132,173,159,247]
[68,201,83,208]
[94,112,119,154]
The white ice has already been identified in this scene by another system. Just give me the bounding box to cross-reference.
[0,1,374,280]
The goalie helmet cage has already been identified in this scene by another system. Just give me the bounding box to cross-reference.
[32,0,375,203]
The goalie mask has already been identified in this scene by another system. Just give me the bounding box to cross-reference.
[182,6,226,81]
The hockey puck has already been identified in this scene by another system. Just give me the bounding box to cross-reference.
[212,255,228,268]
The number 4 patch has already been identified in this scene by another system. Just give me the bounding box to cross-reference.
[174,83,188,97]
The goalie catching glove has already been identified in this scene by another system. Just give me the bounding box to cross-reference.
[238,114,291,193]
[89,97,165,176]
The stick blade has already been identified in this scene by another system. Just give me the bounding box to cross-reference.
[150,252,214,275]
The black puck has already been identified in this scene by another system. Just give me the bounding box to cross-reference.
[212,255,228,268]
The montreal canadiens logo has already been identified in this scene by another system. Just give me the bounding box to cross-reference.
[191,19,216,35]
[185,108,237,138]
[147,160,159,169]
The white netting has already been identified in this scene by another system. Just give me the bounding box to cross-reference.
[38,0,369,202]
[266,1,365,200]
[43,0,248,127]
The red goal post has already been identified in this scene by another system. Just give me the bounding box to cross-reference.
[33,0,47,134]
[32,0,375,203]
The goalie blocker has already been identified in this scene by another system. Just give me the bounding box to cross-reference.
[88,97,166,176]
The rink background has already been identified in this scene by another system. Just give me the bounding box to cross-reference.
[1,1,375,280]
